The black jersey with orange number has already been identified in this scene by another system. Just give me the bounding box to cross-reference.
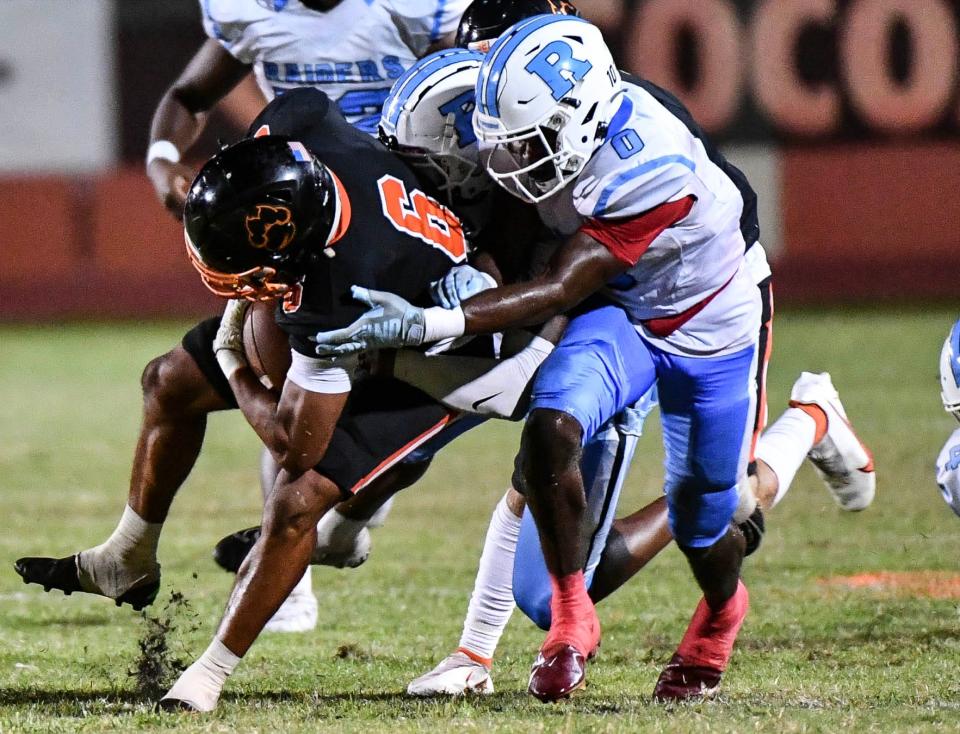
[247,88,467,356]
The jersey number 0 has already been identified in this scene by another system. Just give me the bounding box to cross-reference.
[377,175,467,263]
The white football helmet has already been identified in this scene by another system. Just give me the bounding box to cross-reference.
[473,15,622,203]
[941,318,960,421]
[379,49,491,209]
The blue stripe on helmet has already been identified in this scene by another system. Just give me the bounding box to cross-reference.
[382,49,484,133]
[950,319,960,388]
[478,14,590,118]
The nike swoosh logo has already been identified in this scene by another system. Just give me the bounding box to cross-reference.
[471,392,503,411]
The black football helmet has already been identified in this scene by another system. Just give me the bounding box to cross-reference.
[183,135,339,301]
[455,0,579,51]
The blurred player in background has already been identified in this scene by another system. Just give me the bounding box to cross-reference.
[937,319,960,515]
[143,0,471,632]
[147,0,470,214]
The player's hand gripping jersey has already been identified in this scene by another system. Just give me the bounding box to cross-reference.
[246,87,467,356]
[200,0,469,132]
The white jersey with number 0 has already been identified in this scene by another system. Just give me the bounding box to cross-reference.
[536,80,759,356]
[200,0,469,133]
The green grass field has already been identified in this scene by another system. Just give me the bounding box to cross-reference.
[2,306,959,732]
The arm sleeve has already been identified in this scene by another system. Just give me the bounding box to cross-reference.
[580,195,695,266]
[382,0,472,55]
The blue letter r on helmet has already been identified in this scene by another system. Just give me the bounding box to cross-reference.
[524,40,593,101]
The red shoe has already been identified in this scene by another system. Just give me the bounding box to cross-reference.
[528,644,590,702]
[652,653,722,701]
[528,610,600,702]
[653,580,749,702]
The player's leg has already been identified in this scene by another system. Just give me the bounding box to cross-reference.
[408,397,656,696]
[161,465,343,712]
[407,487,522,696]
[513,386,658,625]
[754,372,875,511]
[14,319,232,608]
[650,342,756,702]
[518,304,656,701]
[161,381,457,711]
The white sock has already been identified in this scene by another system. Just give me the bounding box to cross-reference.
[364,495,395,528]
[161,638,241,712]
[457,494,521,665]
[315,509,366,552]
[289,567,313,598]
[77,505,162,596]
[755,408,818,508]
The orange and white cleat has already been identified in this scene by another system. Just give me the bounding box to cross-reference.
[790,372,876,511]
[406,651,493,696]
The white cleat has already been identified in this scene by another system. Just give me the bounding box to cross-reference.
[407,651,494,697]
[790,372,876,511]
[264,573,318,633]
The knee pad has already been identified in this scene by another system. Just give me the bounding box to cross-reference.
[666,481,739,548]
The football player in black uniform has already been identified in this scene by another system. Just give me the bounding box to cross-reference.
[14,87,489,711]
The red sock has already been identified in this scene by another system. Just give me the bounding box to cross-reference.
[543,571,600,656]
[676,580,749,670]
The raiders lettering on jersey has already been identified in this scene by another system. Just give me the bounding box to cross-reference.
[200,0,470,132]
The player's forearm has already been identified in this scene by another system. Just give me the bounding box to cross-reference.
[149,90,208,154]
[227,368,282,455]
[460,279,575,334]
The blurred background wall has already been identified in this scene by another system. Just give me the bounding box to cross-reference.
[1,0,958,320]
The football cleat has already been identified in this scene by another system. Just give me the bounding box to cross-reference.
[652,653,722,702]
[789,372,876,511]
[528,606,600,703]
[213,523,371,573]
[13,555,160,611]
[263,577,318,634]
[212,527,259,573]
[654,580,749,703]
[528,644,592,702]
[407,651,494,696]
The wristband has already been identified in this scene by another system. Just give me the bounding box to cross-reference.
[146,140,182,166]
[422,305,466,344]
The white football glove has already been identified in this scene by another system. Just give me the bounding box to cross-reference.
[430,265,497,309]
[311,286,427,356]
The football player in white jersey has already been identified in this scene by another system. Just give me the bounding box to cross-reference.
[312,15,876,701]
[369,24,876,698]
[147,0,469,214]
[937,319,960,516]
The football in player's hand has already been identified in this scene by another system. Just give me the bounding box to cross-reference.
[242,301,291,392]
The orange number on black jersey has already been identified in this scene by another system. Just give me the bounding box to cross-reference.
[377,175,467,263]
